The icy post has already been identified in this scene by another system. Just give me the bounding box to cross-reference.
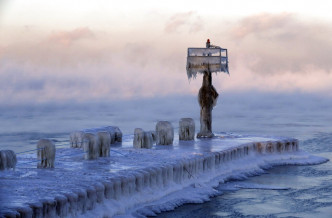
[0,150,17,170]
[37,139,56,168]
[186,39,229,138]
[133,128,154,149]
[83,133,100,160]
[156,121,174,145]
[70,131,84,148]
[197,71,218,138]
[179,118,195,140]
[70,126,123,151]
[97,131,111,157]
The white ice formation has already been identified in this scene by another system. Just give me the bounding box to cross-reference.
[1,134,329,218]
[113,126,123,142]
[70,131,84,148]
[83,133,100,160]
[0,150,17,170]
[70,126,122,149]
[179,118,195,141]
[37,139,56,168]
[133,128,144,148]
[186,47,229,80]
[133,128,153,149]
[156,121,174,145]
[97,132,111,157]
[143,131,154,149]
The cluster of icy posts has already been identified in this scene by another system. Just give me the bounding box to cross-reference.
[0,126,123,172]
[134,119,195,149]
[70,126,122,161]
[0,125,329,217]
[0,118,190,171]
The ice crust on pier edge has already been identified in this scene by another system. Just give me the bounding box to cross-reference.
[0,133,328,217]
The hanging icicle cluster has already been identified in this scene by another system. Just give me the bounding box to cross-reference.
[186,47,229,80]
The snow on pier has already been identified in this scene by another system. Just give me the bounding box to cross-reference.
[0,133,328,217]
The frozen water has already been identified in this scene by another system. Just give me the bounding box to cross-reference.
[0,94,331,217]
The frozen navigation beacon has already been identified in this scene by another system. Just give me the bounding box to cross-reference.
[186,39,229,138]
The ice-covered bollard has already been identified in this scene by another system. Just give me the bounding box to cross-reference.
[133,128,153,149]
[133,128,144,148]
[179,118,195,141]
[104,126,122,143]
[83,133,100,160]
[70,131,84,148]
[114,126,123,142]
[105,127,116,144]
[0,150,17,170]
[156,121,174,145]
[143,131,154,149]
[97,131,111,157]
[37,139,56,168]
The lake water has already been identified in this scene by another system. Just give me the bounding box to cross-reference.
[0,92,331,217]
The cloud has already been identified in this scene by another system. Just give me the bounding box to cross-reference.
[123,42,154,68]
[1,15,332,104]
[48,27,94,46]
[0,27,107,70]
[0,26,194,103]
[231,13,293,39]
[164,11,203,33]
[229,13,332,74]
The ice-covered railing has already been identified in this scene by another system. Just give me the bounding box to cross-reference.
[186,47,229,80]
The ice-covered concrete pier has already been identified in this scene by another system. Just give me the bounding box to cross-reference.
[0,133,328,217]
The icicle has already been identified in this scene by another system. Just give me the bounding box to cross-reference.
[55,195,69,217]
[64,192,78,216]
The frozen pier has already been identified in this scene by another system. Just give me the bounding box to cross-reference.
[0,133,327,217]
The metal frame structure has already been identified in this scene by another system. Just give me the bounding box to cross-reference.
[186,46,229,79]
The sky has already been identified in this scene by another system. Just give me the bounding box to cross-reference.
[1,0,332,103]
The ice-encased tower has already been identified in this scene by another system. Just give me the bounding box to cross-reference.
[186,39,229,138]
